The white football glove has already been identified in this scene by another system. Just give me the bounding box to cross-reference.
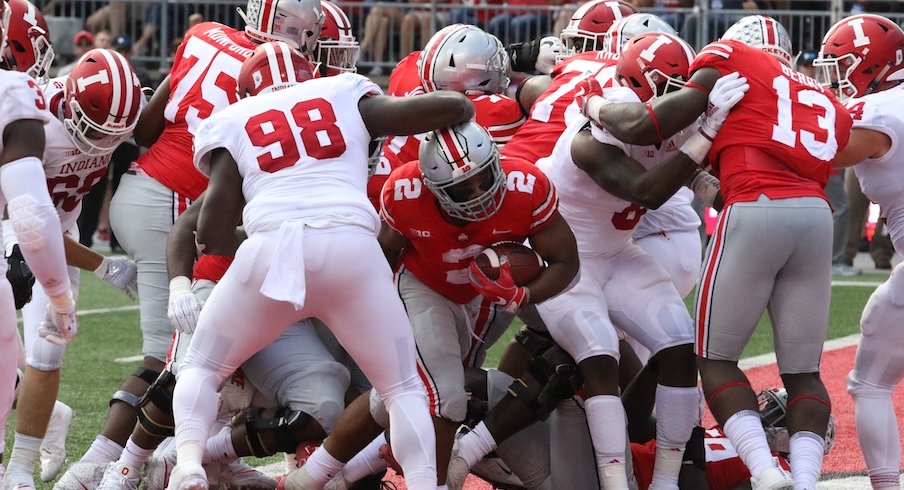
[167,276,202,334]
[700,72,749,140]
[94,256,138,300]
[38,291,78,346]
[536,36,564,75]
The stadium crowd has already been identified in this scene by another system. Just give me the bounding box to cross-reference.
[0,0,901,490]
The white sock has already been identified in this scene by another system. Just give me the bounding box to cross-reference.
[81,435,125,464]
[458,422,497,468]
[584,395,628,487]
[120,439,154,471]
[437,486,448,490]
[203,427,237,463]
[651,385,700,488]
[723,410,774,478]
[342,435,388,483]
[303,446,345,483]
[7,433,41,474]
[172,365,222,467]
[789,431,824,490]
[852,390,900,489]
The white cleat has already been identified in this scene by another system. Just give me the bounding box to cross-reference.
[41,401,75,482]
[3,471,35,490]
[220,458,276,490]
[166,463,207,490]
[282,467,322,490]
[321,473,350,490]
[145,438,177,490]
[53,461,109,490]
[97,461,140,490]
[445,456,470,490]
[751,462,794,490]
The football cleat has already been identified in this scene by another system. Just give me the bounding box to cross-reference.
[53,461,108,490]
[145,437,177,490]
[40,401,74,481]
[96,461,139,490]
[2,470,35,490]
[219,458,275,490]
[750,458,794,490]
[165,463,207,490]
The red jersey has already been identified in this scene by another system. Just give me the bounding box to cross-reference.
[691,40,852,205]
[367,51,526,208]
[501,51,619,164]
[380,157,557,304]
[137,22,256,200]
[631,427,790,490]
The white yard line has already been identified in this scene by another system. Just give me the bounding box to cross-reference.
[739,333,862,370]
[832,280,884,287]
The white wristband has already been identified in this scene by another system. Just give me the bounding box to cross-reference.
[169,276,193,298]
[49,289,74,313]
[93,256,108,278]
[689,170,720,207]
[585,96,605,125]
[679,131,713,165]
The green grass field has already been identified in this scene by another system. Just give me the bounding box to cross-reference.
[6,270,887,489]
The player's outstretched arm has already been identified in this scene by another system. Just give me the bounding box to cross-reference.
[524,212,579,304]
[62,235,137,299]
[196,148,244,256]
[571,131,698,209]
[168,195,205,281]
[516,75,552,115]
[592,68,720,146]
[832,127,892,168]
[358,91,475,137]
[134,75,170,148]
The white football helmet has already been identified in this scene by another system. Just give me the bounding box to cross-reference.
[758,387,836,456]
[419,122,505,222]
[238,0,323,55]
[418,24,509,95]
[604,13,676,54]
[721,15,793,66]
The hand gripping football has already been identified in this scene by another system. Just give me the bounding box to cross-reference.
[473,242,545,286]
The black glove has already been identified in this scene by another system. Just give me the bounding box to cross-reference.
[6,244,35,310]
[506,38,541,73]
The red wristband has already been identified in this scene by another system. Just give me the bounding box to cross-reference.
[645,102,663,142]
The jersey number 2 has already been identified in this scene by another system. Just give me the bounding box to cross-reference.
[245,98,347,173]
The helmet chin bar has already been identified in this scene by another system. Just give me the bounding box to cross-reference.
[65,99,134,156]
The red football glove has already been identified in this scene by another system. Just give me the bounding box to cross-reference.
[574,75,605,118]
[468,259,530,313]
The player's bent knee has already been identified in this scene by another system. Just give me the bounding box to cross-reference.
[244,407,314,457]
[137,369,176,437]
[846,371,893,399]
[25,341,65,371]
[112,367,161,408]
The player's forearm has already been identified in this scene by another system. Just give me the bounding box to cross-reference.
[63,235,104,270]
[167,218,199,281]
[629,154,700,210]
[134,76,169,148]
[362,91,475,137]
[525,216,579,305]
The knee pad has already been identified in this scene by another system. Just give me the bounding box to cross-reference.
[137,369,176,437]
[507,345,582,421]
[515,326,554,355]
[111,368,160,408]
[243,407,313,458]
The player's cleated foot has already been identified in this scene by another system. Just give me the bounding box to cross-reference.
[3,471,36,490]
[166,464,207,490]
[321,473,350,490]
[41,401,75,481]
[445,456,470,490]
[97,461,140,490]
[282,466,321,490]
[220,458,275,490]
[53,461,109,490]
[146,438,178,490]
[751,462,794,490]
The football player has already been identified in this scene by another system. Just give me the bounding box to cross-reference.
[534,32,733,490]
[587,15,853,490]
[315,0,358,77]
[60,1,324,487]
[367,24,524,209]
[3,44,142,490]
[172,35,477,489]
[814,14,904,490]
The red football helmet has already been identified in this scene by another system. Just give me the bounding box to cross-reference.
[64,48,143,155]
[238,0,324,55]
[559,0,637,60]
[616,32,695,102]
[316,0,358,76]
[1,0,53,83]
[238,41,316,97]
[814,14,904,102]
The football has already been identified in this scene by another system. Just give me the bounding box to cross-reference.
[473,242,545,286]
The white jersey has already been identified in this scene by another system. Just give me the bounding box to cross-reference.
[194,74,382,236]
[538,86,694,257]
[41,77,113,231]
[848,83,904,252]
[633,187,700,238]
